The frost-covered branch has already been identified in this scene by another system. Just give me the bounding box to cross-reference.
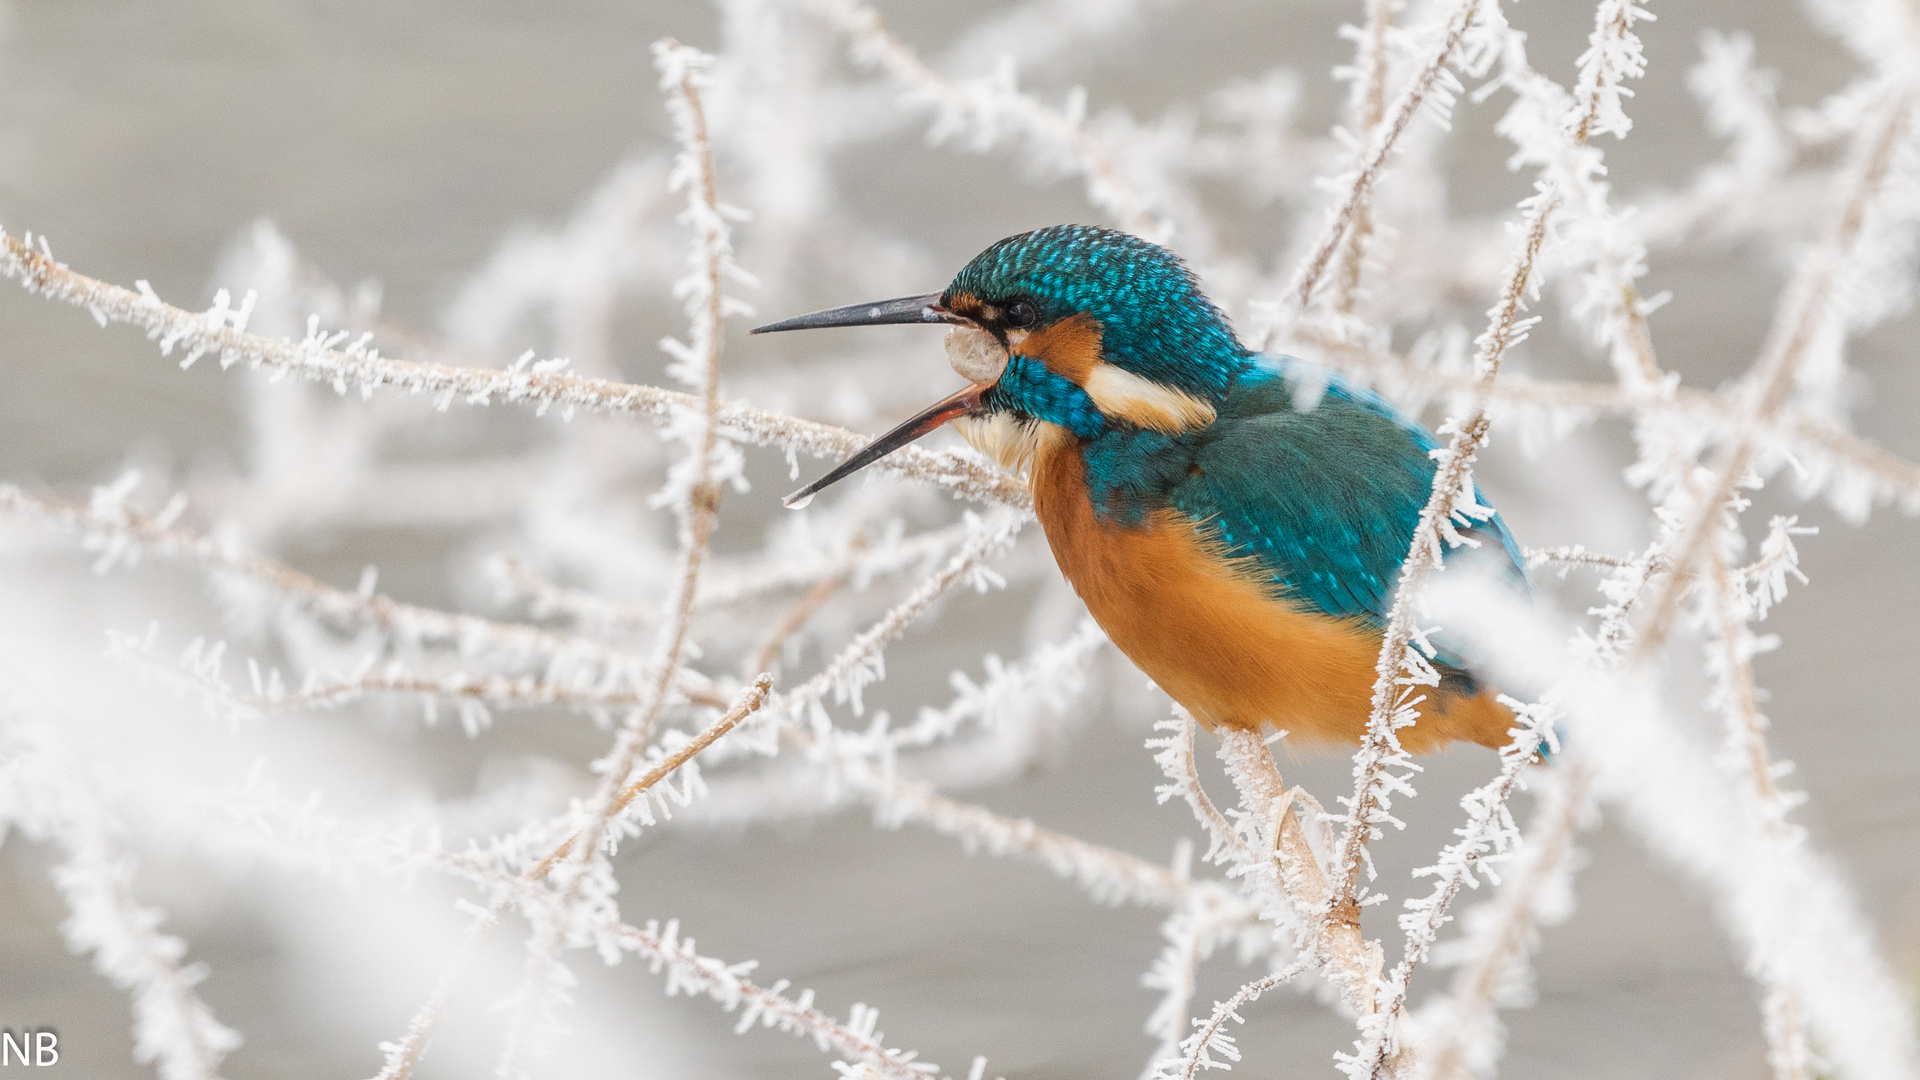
[1331,181,1553,929]
[1446,596,1920,1080]
[746,552,858,677]
[776,510,1025,721]
[1639,92,1916,648]
[766,625,1197,910]
[1412,760,1590,1079]
[493,520,983,637]
[0,231,1030,511]
[1151,957,1318,1080]
[560,39,744,884]
[107,630,655,732]
[1701,521,1816,1080]
[1283,0,1483,318]
[609,915,946,1080]
[1350,700,1554,1076]
[0,689,240,1080]
[1148,713,1252,872]
[0,482,728,709]
[1214,727,1393,1042]
[812,0,1167,240]
[368,903,506,1080]
[1331,0,1648,996]
[1289,325,1920,516]
[197,772,950,1080]
[1141,880,1274,1071]
[1325,0,1400,317]
[861,765,1199,908]
[369,673,774,1080]
[529,675,774,881]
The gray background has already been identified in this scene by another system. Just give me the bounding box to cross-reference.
[1,2,1917,1079]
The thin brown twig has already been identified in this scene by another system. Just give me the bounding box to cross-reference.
[1163,956,1320,1080]
[371,673,775,1080]
[745,539,861,678]
[528,675,775,882]
[773,511,1024,717]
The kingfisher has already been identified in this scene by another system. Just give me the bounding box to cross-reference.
[753,225,1527,753]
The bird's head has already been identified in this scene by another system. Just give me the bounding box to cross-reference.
[754,224,1249,507]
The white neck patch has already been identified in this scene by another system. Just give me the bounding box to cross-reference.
[1082,364,1218,434]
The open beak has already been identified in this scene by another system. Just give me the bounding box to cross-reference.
[754,292,990,508]
[781,382,987,508]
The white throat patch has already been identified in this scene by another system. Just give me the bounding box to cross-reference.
[953,413,1064,475]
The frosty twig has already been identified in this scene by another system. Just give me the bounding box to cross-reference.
[813,0,1167,240]
[0,232,1030,511]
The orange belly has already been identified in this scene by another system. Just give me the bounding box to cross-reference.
[1028,434,1511,753]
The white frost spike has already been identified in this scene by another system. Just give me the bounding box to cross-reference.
[945,325,1007,384]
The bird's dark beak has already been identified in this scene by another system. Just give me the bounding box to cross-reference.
[757,292,991,508]
[750,292,964,334]
[756,291,990,508]
[782,382,988,508]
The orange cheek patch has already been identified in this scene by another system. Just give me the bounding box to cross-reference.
[946,291,985,323]
[1018,312,1105,384]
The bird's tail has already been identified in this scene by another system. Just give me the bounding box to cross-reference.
[1419,678,1559,762]
[1393,683,1509,755]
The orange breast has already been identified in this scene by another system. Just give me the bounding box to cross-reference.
[1029,436,1511,753]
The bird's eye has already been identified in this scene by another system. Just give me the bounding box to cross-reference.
[1005,300,1037,328]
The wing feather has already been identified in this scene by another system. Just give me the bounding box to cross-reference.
[1170,359,1527,660]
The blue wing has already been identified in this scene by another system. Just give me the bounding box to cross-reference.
[1169,356,1527,657]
